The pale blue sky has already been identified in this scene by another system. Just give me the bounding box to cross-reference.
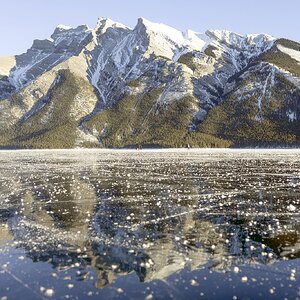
[1,0,299,55]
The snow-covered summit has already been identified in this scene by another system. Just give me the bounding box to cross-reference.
[245,33,275,44]
[56,24,73,31]
[134,18,210,60]
[94,17,129,34]
[136,17,185,43]
[51,24,91,39]
[206,29,275,48]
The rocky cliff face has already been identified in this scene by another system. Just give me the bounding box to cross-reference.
[0,17,299,148]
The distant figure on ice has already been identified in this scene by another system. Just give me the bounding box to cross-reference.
[186,144,191,150]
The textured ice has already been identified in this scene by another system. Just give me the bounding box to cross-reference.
[0,149,299,299]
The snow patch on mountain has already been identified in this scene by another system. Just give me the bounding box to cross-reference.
[286,110,297,122]
[268,62,300,89]
[277,45,300,63]
[255,68,275,120]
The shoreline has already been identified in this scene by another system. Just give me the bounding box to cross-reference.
[0,148,299,153]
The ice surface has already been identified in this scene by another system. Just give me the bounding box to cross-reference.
[0,149,299,299]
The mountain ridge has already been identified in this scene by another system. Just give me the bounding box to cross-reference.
[0,17,299,149]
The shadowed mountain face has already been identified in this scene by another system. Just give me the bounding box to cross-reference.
[0,150,300,299]
[0,18,299,149]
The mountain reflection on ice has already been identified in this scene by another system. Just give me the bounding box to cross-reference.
[0,149,299,299]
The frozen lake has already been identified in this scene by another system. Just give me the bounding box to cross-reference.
[0,149,299,299]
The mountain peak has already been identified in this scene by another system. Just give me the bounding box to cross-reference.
[56,24,73,31]
[94,17,128,34]
[205,29,275,51]
[135,17,184,41]
[134,18,209,59]
[245,33,275,44]
[51,24,91,40]
[205,29,243,42]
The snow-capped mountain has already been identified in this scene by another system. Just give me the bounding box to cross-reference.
[0,17,299,148]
